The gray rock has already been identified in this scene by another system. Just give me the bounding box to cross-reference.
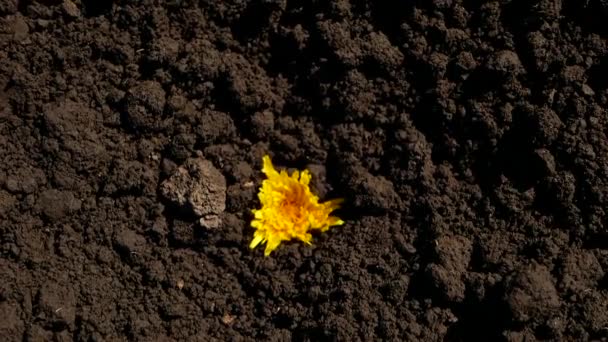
[62,1,81,18]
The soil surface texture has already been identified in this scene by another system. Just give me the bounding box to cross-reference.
[2,0,608,341]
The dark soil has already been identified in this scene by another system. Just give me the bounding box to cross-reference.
[2,0,608,341]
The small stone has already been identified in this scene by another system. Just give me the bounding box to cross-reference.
[36,19,51,28]
[199,214,222,229]
[161,157,226,223]
[62,1,80,18]
[581,84,595,96]
[221,314,236,325]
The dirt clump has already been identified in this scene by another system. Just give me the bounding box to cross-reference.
[161,157,226,229]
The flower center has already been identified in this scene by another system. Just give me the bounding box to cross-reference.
[278,190,306,223]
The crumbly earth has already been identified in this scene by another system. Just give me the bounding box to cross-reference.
[1,1,608,341]
[160,156,226,229]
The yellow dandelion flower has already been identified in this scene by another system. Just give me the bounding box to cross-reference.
[250,155,344,256]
